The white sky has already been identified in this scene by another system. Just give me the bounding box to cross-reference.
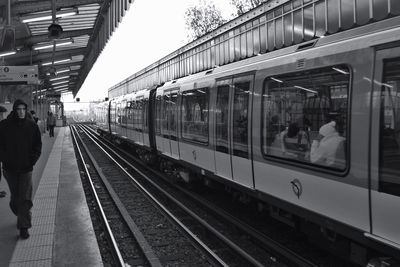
[62,0,235,107]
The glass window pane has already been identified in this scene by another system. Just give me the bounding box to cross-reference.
[267,21,275,51]
[143,99,148,133]
[275,17,284,48]
[390,0,400,15]
[253,21,260,55]
[260,16,267,53]
[234,28,241,61]
[224,34,230,64]
[229,31,235,62]
[182,88,209,143]
[169,93,178,139]
[293,9,303,43]
[233,82,250,158]
[303,5,314,40]
[356,0,369,25]
[246,22,253,57]
[341,0,355,30]
[155,95,162,135]
[284,14,293,46]
[327,0,340,33]
[162,95,168,134]
[262,65,350,170]
[315,0,326,37]
[373,0,388,20]
[379,58,400,196]
[216,85,230,153]
[240,26,247,59]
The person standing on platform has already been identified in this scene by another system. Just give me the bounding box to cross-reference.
[46,112,56,137]
[0,105,7,198]
[0,99,42,239]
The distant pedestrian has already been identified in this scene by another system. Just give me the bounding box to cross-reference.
[30,110,39,123]
[46,112,56,137]
[0,99,42,239]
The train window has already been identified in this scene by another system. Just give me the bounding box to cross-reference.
[133,99,143,131]
[169,92,178,139]
[181,88,209,144]
[162,94,169,135]
[143,99,148,133]
[262,65,350,171]
[216,85,229,153]
[233,82,250,158]
[155,95,162,135]
[126,101,133,129]
[379,58,400,196]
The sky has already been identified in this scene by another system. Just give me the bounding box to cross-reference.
[62,0,235,108]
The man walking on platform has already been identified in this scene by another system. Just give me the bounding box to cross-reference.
[0,99,42,239]
[46,112,56,137]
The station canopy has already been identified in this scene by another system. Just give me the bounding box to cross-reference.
[0,0,133,97]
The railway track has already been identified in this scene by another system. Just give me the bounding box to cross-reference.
[73,123,350,267]
[72,124,228,266]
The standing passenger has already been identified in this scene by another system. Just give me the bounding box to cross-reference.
[46,112,56,137]
[0,99,42,239]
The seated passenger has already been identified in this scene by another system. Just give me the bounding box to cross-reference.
[310,121,345,168]
[282,122,310,159]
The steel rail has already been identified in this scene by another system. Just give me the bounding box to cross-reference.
[79,124,266,267]
[74,125,162,267]
[70,125,126,267]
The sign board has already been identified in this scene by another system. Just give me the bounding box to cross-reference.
[0,65,39,84]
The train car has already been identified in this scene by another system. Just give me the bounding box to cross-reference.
[96,15,400,264]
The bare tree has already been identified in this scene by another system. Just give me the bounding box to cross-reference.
[185,0,226,40]
[230,0,264,16]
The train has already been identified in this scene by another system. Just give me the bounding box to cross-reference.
[93,15,400,265]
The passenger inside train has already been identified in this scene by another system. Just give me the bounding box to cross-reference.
[310,121,346,168]
[281,122,310,160]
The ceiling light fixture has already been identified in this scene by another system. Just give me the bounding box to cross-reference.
[49,75,69,82]
[0,50,16,57]
[41,58,71,66]
[56,67,71,75]
[51,80,69,86]
[33,40,73,51]
[21,8,78,23]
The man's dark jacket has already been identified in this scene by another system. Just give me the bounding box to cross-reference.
[0,111,42,173]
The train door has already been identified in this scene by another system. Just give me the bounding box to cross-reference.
[155,93,164,152]
[161,92,171,157]
[137,97,144,145]
[169,91,180,159]
[369,47,400,247]
[214,79,232,180]
[214,75,254,188]
[231,75,254,188]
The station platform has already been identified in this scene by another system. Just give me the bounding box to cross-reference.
[0,127,103,267]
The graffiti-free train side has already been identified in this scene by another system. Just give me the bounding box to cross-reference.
[92,12,400,266]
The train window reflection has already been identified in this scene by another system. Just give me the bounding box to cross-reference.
[181,88,209,144]
[233,82,250,158]
[262,65,350,171]
[379,58,400,196]
[155,95,162,135]
[216,85,229,153]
